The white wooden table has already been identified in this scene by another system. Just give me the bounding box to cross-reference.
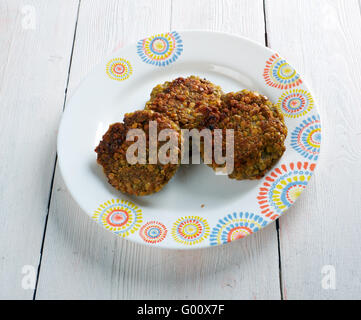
[1,0,361,300]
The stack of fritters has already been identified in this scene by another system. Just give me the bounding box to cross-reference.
[95,76,287,196]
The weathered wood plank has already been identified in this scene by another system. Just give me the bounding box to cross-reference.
[0,0,79,299]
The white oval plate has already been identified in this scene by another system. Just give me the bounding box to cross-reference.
[58,31,321,249]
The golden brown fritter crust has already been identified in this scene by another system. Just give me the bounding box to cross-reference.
[145,76,223,129]
[95,110,182,196]
[203,90,287,180]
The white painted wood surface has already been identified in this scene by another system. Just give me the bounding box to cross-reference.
[0,0,79,299]
[0,0,360,299]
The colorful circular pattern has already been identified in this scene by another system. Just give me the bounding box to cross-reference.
[171,216,210,245]
[106,58,133,81]
[276,89,314,118]
[137,31,183,66]
[263,53,302,89]
[257,162,316,220]
[92,199,142,237]
[291,115,321,160]
[210,212,268,246]
[139,221,167,244]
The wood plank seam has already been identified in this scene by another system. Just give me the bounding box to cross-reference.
[170,0,173,30]
[263,0,284,300]
[32,0,82,300]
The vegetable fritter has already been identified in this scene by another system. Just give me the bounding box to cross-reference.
[95,110,182,196]
[145,76,223,129]
[202,90,287,180]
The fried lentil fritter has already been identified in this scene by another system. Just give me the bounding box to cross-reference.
[95,110,182,196]
[145,76,223,129]
[202,90,287,180]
